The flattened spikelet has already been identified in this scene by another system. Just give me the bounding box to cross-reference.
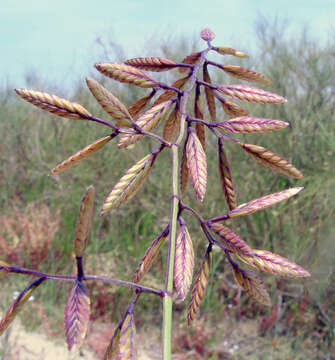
[219,65,271,85]
[203,66,216,121]
[218,139,237,210]
[218,117,289,133]
[187,249,211,324]
[225,187,303,219]
[50,135,113,176]
[174,225,195,300]
[179,52,202,73]
[118,100,172,148]
[236,250,310,278]
[186,130,207,201]
[163,104,181,142]
[0,278,45,335]
[215,94,248,118]
[232,265,271,305]
[104,327,121,360]
[115,313,136,359]
[86,77,133,127]
[128,90,156,119]
[124,57,177,72]
[194,87,206,150]
[218,84,286,104]
[100,153,156,215]
[213,46,248,58]
[64,282,91,351]
[95,63,158,88]
[74,186,95,257]
[239,143,304,178]
[15,89,91,119]
[133,228,168,283]
[180,140,189,194]
[208,223,252,255]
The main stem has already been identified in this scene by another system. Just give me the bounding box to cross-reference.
[162,44,212,360]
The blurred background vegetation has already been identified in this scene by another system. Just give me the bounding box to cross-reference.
[1,19,335,359]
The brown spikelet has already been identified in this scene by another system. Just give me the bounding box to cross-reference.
[0,277,45,335]
[215,94,249,117]
[194,86,206,150]
[118,100,172,148]
[231,264,271,306]
[224,187,303,219]
[104,326,121,360]
[127,90,156,119]
[179,52,202,73]
[95,63,158,88]
[213,46,248,58]
[186,129,207,201]
[180,139,189,194]
[115,313,136,359]
[218,117,289,133]
[50,135,114,176]
[203,66,216,121]
[100,153,156,215]
[152,75,190,106]
[236,250,310,278]
[124,57,178,72]
[86,78,133,127]
[218,84,286,104]
[174,224,195,300]
[208,223,252,255]
[133,227,169,283]
[239,143,303,178]
[187,248,212,324]
[64,281,91,351]
[218,65,271,85]
[218,139,237,210]
[74,186,95,257]
[162,104,181,142]
[15,89,91,120]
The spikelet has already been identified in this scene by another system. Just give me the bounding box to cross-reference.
[104,327,121,360]
[50,135,113,176]
[218,117,289,133]
[124,57,178,72]
[0,277,45,335]
[239,142,303,178]
[180,140,189,194]
[127,90,156,119]
[208,223,252,255]
[162,104,181,142]
[236,250,310,278]
[194,86,206,150]
[213,46,248,58]
[203,66,216,121]
[218,84,286,104]
[224,187,303,219]
[115,313,136,359]
[152,75,190,106]
[179,52,202,73]
[232,265,271,306]
[64,281,91,351]
[174,224,195,300]
[218,65,271,85]
[100,153,156,215]
[215,94,249,118]
[86,77,133,127]
[133,227,169,283]
[218,139,237,211]
[95,63,158,88]
[74,186,95,257]
[15,89,91,120]
[187,248,212,324]
[118,100,172,148]
[186,129,207,201]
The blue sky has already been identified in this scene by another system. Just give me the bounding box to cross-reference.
[1,0,334,91]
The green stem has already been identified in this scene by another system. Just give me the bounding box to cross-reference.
[162,44,212,360]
